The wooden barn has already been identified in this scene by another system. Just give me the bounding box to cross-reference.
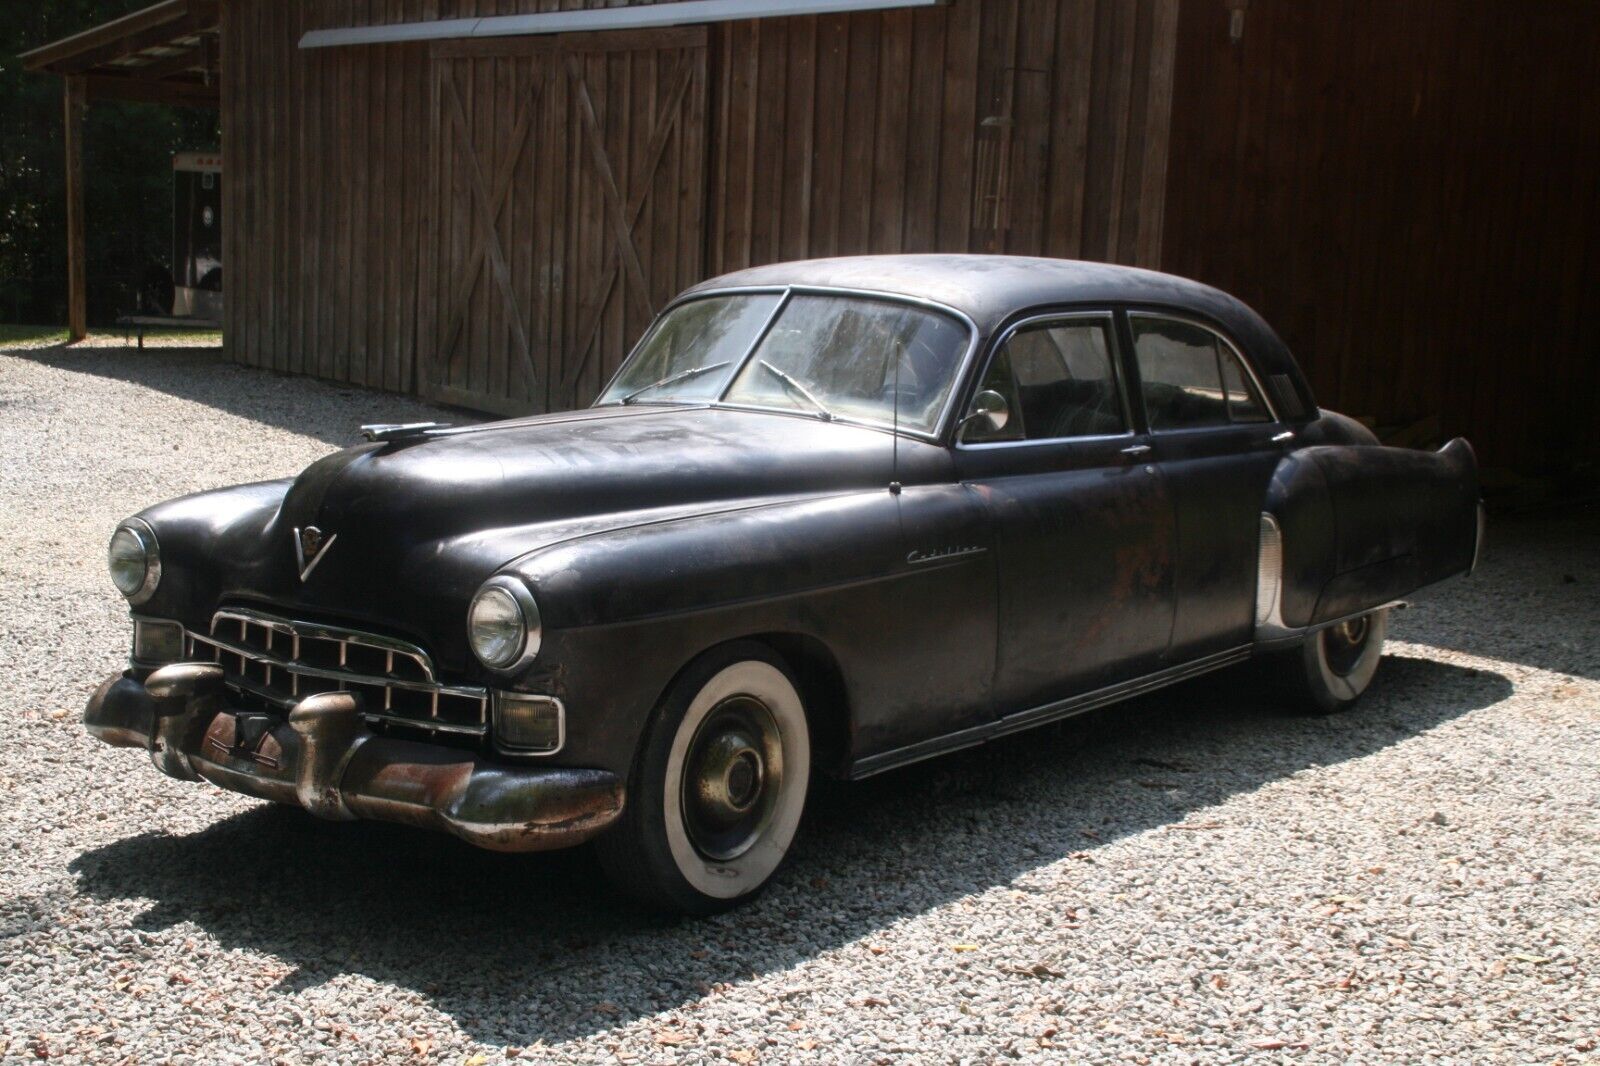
[22,0,1600,476]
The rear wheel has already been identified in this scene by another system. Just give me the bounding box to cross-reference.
[1283,608,1389,714]
[596,643,810,914]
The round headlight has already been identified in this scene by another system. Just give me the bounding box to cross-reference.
[468,578,541,670]
[108,520,160,604]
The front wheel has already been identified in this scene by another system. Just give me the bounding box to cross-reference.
[1280,608,1389,715]
[596,643,811,914]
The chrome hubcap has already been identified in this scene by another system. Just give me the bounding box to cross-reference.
[1323,614,1372,676]
[681,696,783,862]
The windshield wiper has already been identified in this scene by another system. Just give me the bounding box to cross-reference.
[621,360,730,404]
[755,360,833,420]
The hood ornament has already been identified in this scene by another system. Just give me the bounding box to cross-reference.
[294,526,337,582]
[361,422,450,443]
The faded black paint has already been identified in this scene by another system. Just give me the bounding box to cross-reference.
[105,255,1480,826]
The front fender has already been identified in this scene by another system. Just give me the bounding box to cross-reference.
[513,492,902,629]
[503,487,997,776]
[130,479,293,628]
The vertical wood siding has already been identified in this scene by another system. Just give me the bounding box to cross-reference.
[708,0,1178,273]
[223,0,1179,413]
[1162,0,1600,475]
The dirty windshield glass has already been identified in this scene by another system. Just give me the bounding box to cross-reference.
[597,293,781,405]
[721,294,970,433]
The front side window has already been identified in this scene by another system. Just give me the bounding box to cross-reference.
[1130,315,1270,430]
[597,293,782,405]
[721,294,970,433]
[963,318,1127,443]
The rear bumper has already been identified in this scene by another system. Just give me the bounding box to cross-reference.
[85,664,624,852]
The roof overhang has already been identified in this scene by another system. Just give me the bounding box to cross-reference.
[19,0,220,109]
[301,0,944,50]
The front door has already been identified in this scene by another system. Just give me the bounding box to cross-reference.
[424,30,708,415]
[953,312,1177,716]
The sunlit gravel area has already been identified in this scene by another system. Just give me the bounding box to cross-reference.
[2,338,1597,1064]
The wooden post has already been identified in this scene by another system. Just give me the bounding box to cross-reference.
[64,76,87,342]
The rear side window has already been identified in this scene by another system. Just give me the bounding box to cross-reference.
[1130,315,1270,430]
[964,317,1127,443]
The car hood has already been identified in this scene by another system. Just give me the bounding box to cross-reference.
[147,405,906,667]
[283,404,898,547]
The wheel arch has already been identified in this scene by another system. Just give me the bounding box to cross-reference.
[646,632,854,781]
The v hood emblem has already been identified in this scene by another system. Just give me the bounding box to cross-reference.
[293,526,337,582]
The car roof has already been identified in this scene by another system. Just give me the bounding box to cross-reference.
[685,254,1317,416]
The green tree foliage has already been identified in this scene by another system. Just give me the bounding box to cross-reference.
[1,2,219,326]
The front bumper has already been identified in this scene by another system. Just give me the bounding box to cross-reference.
[85,664,624,852]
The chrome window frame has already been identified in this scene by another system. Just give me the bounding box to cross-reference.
[593,284,983,443]
[953,310,1137,450]
[1125,309,1280,430]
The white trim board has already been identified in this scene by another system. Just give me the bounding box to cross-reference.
[300,0,945,49]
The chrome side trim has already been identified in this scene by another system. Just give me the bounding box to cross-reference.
[849,645,1254,779]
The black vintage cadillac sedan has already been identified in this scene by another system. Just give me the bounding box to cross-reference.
[88,255,1482,912]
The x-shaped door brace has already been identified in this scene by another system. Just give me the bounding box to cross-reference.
[437,50,700,402]
[439,67,542,388]
[558,54,698,394]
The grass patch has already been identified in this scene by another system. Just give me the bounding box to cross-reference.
[132,328,224,345]
[0,324,224,351]
[0,325,69,348]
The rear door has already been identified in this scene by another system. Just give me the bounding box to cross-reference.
[1123,311,1294,661]
[952,311,1176,716]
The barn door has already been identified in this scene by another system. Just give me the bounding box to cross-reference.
[423,32,707,416]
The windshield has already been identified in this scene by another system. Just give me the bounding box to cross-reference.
[597,291,971,434]
[597,293,781,405]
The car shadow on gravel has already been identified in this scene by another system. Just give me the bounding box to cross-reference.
[67,653,1510,1049]
[10,345,473,448]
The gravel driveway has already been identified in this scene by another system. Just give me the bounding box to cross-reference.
[2,338,1597,1064]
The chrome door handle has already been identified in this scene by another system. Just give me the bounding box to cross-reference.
[1270,430,1296,444]
[1120,444,1152,457]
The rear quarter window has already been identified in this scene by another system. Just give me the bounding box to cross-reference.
[1130,315,1270,430]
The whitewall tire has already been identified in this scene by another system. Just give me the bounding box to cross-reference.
[596,643,810,914]
[1294,608,1389,714]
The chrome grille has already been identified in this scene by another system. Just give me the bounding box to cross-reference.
[187,608,488,738]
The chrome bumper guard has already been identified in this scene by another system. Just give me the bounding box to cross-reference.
[85,664,623,852]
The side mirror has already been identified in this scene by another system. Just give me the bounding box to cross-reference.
[959,389,1010,436]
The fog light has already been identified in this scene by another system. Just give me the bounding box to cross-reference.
[133,618,186,664]
[495,693,565,754]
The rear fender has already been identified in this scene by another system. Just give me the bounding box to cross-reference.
[1263,439,1480,633]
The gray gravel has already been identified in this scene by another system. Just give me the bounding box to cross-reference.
[2,336,1597,1065]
